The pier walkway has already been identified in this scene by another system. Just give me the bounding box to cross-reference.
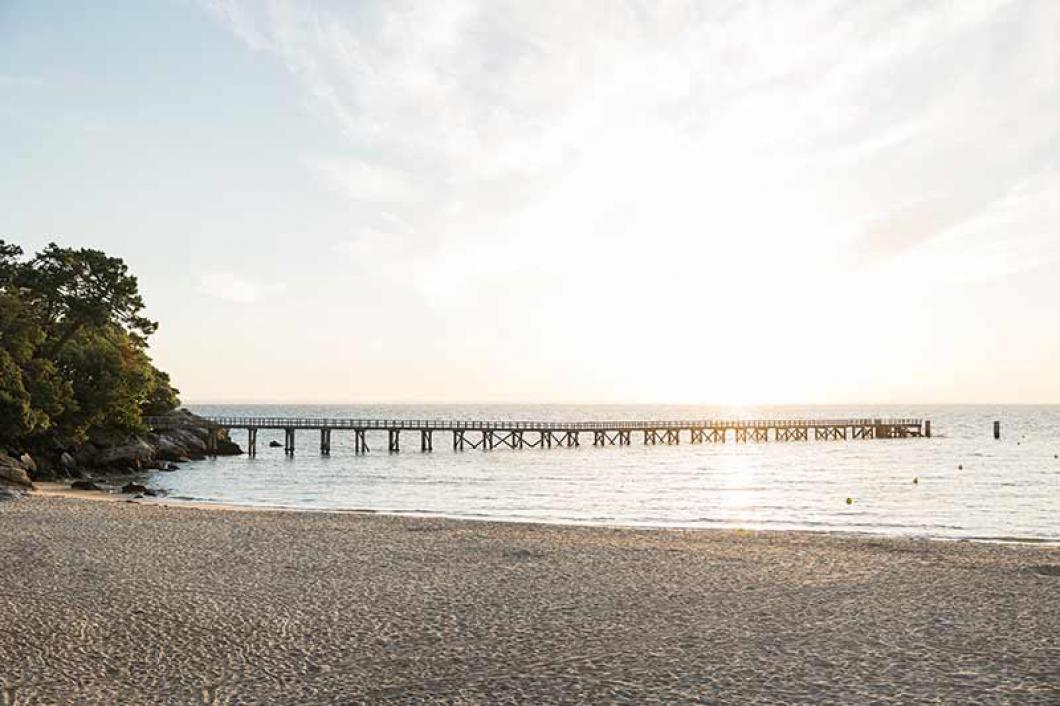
[147,416,930,457]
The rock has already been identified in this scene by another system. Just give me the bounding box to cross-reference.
[121,482,149,495]
[269,440,283,448]
[0,453,34,489]
[165,462,179,471]
[144,489,159,497]
[18,453,37,474]
[216,437,243,455]
[95,439,155,469]
[60,452,77,470]
[0,486,25,501]
[70,480,102,491]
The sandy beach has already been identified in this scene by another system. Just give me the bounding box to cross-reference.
[1,493,1057,705]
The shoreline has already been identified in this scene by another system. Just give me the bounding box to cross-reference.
[30,482,1060,547]
[2,493,1058,703]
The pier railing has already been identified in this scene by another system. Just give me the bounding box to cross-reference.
[147,416,923,431]
[145,415,929,457]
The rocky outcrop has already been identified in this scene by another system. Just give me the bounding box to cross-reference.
[95,439,156,468]
[17,409,242,482]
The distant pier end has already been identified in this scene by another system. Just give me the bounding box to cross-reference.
[146,416,929,457]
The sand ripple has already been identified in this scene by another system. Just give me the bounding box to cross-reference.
[1,496,1058,704]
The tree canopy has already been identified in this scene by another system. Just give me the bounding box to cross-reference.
[0,240,179,450]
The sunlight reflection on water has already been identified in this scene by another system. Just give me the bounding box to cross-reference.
[145,404,1060,541]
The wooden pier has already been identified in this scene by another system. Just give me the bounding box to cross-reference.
[147,417,929,457]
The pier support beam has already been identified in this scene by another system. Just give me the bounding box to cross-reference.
[320,428,331,455]
[421,430,433,452]
[735,427,769,443]
[247,428,257,457]
[993,420,1000,440]
[354,429,369,453]
[284,428,295,455]
[388,430,400,453]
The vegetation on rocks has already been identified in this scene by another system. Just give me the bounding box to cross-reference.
[0,240,236,485]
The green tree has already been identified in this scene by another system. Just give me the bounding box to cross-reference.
[0,239,179,450]
[11,242,158,354]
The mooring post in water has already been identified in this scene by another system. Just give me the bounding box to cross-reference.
[993,420,1000,440]
[924,420,931,438]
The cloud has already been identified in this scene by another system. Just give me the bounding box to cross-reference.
[201,0,1060,310]
[196,271,266,303]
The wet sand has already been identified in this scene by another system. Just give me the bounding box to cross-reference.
[1,493,1058,704]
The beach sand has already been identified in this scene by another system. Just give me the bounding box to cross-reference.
[1,493,1058,704]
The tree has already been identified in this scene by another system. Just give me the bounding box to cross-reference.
[0,240,179,450]
[12,242,158,355]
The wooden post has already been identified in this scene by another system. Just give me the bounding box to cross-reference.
[924,420,931,438]
[993,421,1000,440]
[247,428,257,457]
[284,428,295,456]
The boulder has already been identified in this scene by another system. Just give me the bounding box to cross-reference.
[18,453,37,474]
[216,437,243,455]
[121,482,149,495]
[0,453,34,489]
[70,480,102,491]
[269,440,283,448]
[95,439,155,469]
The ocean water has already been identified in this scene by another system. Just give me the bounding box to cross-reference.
[145,404,1060,542]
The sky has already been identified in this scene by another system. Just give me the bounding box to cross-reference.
[2,0,1059,404]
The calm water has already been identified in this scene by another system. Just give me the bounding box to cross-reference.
[146,405,1060,542]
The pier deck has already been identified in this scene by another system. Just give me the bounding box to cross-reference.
[147,416,929,457]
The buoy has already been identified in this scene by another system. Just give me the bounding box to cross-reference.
[846,497,854,505]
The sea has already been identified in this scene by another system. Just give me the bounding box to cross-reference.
[145,404,1060,542]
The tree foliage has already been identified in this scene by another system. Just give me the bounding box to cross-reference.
[0,240,179,450]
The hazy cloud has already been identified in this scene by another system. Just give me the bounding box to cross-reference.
[196,271,267,303]
[202,0,1060,314]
